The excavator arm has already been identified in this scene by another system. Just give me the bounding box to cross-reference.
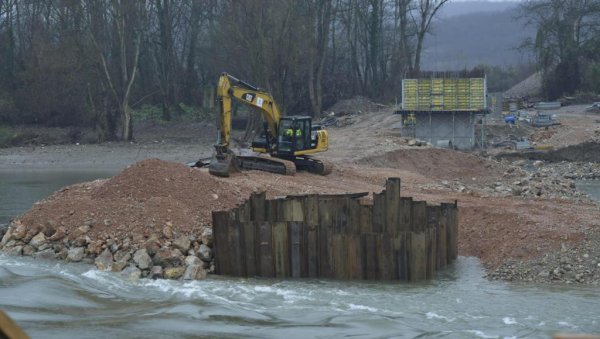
[209,73,285,176]
[215,73,281,151]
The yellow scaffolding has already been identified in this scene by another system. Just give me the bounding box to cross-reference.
[402,77,486,111]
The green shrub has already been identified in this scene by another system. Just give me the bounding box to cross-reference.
[132,104,163,121]
[0,125,16,147]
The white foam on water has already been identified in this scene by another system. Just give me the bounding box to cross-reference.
[465,313,487,320]
[558,321,578,329]
[502,317,517,325]
[140,279,210,299]
[254,285,273,293]
[348,304,378,312]
[426,311,455,322]
[251,285,313,303]
[465,330,498,339]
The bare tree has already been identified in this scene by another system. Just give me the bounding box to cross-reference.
[411,0,449,73]
[306,0,336,118]
[92,0,146,141]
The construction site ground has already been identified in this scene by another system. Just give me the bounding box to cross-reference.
[2,101,600,284]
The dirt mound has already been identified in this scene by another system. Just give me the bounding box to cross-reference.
[359,148,505,181]
[504,72,542,98]
[326,96,383,115]
[18,159,254,241]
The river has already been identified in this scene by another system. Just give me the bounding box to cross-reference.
[1,170,599,338]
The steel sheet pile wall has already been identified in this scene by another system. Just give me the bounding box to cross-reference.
[212,178,458,282]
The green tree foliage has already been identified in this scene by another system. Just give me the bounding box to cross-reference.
[521,0,600,99]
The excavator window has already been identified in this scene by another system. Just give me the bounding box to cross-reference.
[277,117,312,153]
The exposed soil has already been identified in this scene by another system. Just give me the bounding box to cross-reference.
[2,104,600,284]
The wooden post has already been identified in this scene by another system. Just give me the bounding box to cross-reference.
[372,192,385,233]
[399,197,413,233]
[304,194,319,226]
[229,210,245,277]
[257,221,274,277]
[378,234,393,280]
[362,233,378,279]
[448,202,459,261]
[408,231,426,282]
[385,178,401,236]
[332,233,347,279]
[394,233,409,281]
[289,221,303,278]
[426,206,441,278]
[243,221,256,277]
[318,198,334,278]
[273,222,289,278]
[411,201,427,233]
[437,205,448,270]
[212,211,229,275]
[359,203,373,234]
[250,191,266,222]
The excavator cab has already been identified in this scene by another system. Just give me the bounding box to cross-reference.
[276,116,312,155]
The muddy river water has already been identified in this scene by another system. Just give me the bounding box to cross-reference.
[1,170,599,338]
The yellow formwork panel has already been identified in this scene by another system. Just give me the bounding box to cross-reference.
[403,79,418,110]
[402,77,486,111]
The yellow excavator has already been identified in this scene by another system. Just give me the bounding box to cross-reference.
[200,72,332,177]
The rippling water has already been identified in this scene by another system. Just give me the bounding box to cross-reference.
[1,170,600,338]
[2,254,599,338]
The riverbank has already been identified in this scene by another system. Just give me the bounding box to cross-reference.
[1,106,600,285]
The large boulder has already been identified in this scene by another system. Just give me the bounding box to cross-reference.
[67,247,85,262]
[133,249,152,270]
[153,248,183,267]
[185,255,201,266]
[5,245,23,256]
[200,228,213,247]
[48,226,66,241]
[198,244,213,262]
[95,249,114,271]
[121,265,142,281]
[10,222,27,240]
[172,236,191,253]
[164,267,185,279]
[183,265,207,280]
[34,248,56,260]
[1,228,13,246]
[29,232,47,249]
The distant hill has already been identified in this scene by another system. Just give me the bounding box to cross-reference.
[437,1,520,18]
[421,1,535,71]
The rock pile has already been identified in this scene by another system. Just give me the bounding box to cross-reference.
[488,236,600,285]
[0,159,256,281]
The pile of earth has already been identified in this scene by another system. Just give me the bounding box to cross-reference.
[0,159,262,280]
[359,148,507,183]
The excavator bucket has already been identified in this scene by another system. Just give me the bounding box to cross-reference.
[208,152,239,177]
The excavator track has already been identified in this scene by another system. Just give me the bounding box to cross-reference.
[237,155,296,175]
[293,156,333,175]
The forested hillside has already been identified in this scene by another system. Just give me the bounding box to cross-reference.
[422,4,535,70]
